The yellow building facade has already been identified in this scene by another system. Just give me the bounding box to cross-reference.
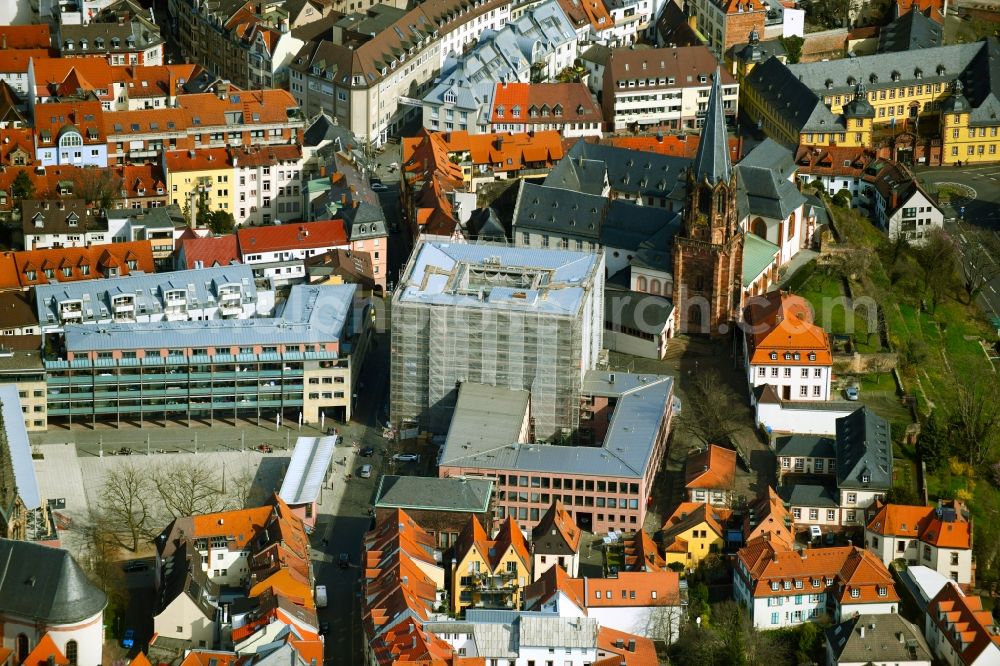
[450,516,531,614]
[163,148,235,216]
[740,39,1000,165]
[661,502,729,568]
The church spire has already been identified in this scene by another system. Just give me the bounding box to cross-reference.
[692,66,731,186]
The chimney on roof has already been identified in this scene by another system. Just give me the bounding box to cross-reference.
[627,640,636,652]
[898,632,905,644]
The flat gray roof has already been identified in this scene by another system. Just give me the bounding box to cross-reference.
[439,383,531,467]
[63,283,358,352]
[440,371,673,479]
[374,475,494,513]
[396,241,601,317]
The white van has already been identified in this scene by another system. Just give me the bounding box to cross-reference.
[315,584,328,607]
[360,464,373,478]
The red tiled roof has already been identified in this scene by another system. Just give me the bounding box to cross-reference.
[623,529,665,572]
[177,234,240,269]
[595,626,659,666]
[737,537,897,603]
[33,99,105,147]
[604,134,741,161]
[744,291,833,366]
[532,500,582,553]
[236,219,349,254]
[744,486,795,550]
[229,144,302,167]
[584,571,682,607]
[490,82,603,126]
[928,583,1000,664]
[163,147,231,172]
[685,445,737,490]
[0,50,53,74]
[0,25,52,50]
[7,240,155,288]
[867,502,971,549]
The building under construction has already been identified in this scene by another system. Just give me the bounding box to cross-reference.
[390,241,605,440]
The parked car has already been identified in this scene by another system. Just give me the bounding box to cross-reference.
[809,525,822,543]
[339,552,350,568]
[360,446,375,457]
[359,464,373,478]
[393,453,420,462]
[315,585,328,608]
[845,385,860,401]
[371,182,389,192]
[121,629,135,649]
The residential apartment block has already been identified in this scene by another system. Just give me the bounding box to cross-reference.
[602,46,739,132]
[237,221,352,286]
[105,206,185,270]
[438,371,674,535]
[34,265,271,333]
[450,516,531,614]
[44,283,369,426]
[391,241,605,437]
[289,0,513,145]
[734,535,899,628]
[419,1,579,135]
[56,0,165,66]
[486,82,603,137]
[924,583,1000,666]
[0,241,155,290]
[21,199,107,249]
[173,0,303,89]
[865,501,973,584]
[531,500,582,580]
[777,407,893,528]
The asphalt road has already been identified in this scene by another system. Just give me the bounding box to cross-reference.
[915,165,1000,322]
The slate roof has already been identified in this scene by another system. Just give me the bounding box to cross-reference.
[827,613,932,663]
[512,182,604,241]
[0,539,107,623]
[563,140,690,201]
[737,164,807,220]
[374,475,494,513]
[778,482,839,507]
[775,434,836,458]
[836,407,892,491]
[877,7,943,53]
[692,67,732,186]
[302,112,357,149]
[604,288,674,334]
[744,57,841,136]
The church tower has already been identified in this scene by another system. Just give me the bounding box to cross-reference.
[672,67,744,336]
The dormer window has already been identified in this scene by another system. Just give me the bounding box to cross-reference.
[771,581,779,591]
[937,64,946,76]
[915,67,923,79]
[825,79,833,89]
[891,70,900,82]
[793,352,800,361]
[808,352,816,361]
[861,473,870,483]
[783,581,791,590]
[444,90,457,104]
[783,352,791,360]
[869,73,878,84]
[851,589,860,598]
[877,586,887,597]
[770,352,777,360]
[64,40,74,50]
[847,76,856,86]
[496,105,504,118]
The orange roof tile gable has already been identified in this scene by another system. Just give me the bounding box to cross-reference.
[22,634,69,666]
[595,626,658,666]
[12,240,155,288]
[190,505,272,549]
[0,25,52,50]
[685,444,737,490]
[744,291,832,365]
[928,583,1000,662]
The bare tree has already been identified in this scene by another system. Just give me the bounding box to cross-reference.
[913,228,959,311]
[224,461,261,510]
[950,372,1000,466]
[73,508,128,607]
[74,168,124,210]
[154,461,225,518]
[644,601,685,645]
[868,354,894,382]
[961,230,1000,304]
[680,371,741,447]
[99,463,154,552]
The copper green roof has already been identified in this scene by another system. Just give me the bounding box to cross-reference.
[742,232,779,287]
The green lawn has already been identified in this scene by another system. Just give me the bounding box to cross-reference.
[791,268,882,353]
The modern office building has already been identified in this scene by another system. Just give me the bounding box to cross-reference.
[438,371,675,534]
[44,284,370,427]
[390,241,605,438]
[34,265,273,333]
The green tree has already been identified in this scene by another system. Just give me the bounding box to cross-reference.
[11,169,34,201]
[884,484,921,505]
[832,188,852,208]
[780,35,805,64]
[917,409,951,472]
[796,621,820,663]
[198,206,235,235]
